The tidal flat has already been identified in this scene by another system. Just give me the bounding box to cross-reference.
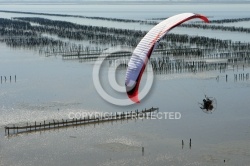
[0,2,250,165]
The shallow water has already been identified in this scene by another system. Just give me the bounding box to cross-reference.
[1,3,250,43]
[0,4,250,42]
[1,42,250,165]
[1,2,250,166]
[1,3,250,20]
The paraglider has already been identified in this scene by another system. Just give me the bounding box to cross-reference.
[200,96,213,111]
[125,13,209,103]
[199,95,217,113]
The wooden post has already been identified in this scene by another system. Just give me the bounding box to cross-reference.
[49,122,50,129]
[44,121,45,129]
[111,113,113,125]
[35,121,36,131]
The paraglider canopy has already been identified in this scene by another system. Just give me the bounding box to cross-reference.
[125,13,209,103]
